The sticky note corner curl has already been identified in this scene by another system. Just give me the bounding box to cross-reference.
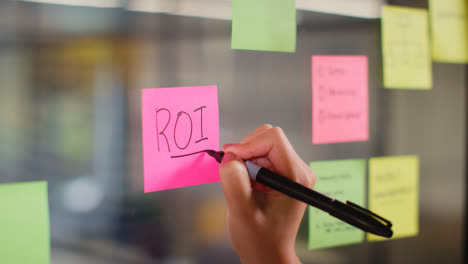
[231,0,297,53]
[142,86,220,193]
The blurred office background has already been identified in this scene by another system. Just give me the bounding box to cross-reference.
[0,0,465,263]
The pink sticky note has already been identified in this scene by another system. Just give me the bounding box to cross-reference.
[142,86,219,192]
[312,56,368,144]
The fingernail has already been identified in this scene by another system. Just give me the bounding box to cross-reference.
[221,152,236,165]
[222,144,236,151]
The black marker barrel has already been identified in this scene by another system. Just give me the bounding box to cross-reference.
[245,161,334,212]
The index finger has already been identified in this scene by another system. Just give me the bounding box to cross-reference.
[240,124,272,144]
[223,127,301,178]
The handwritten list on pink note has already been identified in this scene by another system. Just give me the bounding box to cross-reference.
[142,86,219,193]
[312,56,368,144]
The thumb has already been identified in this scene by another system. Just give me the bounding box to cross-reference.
[219,152,252,213]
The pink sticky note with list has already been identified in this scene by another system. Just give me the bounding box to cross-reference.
[312,56,368,144]
[142,86,219,193]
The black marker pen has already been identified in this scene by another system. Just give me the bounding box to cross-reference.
[204,150,393,238]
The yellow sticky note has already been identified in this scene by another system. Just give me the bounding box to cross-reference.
[368,156,419,241]
[382,6,432,89]
[429,0,468,63]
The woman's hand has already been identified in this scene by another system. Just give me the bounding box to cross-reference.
[219,124,316,264]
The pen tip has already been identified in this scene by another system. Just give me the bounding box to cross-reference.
[204,150,223,163]
[204,149,215,156]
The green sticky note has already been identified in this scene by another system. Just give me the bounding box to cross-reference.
[368,156,419,242]
[381,6,432,89]
[308,159,366,250]
[231,0,296,52]
[429,0,468,63]
[0,181,50,264]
